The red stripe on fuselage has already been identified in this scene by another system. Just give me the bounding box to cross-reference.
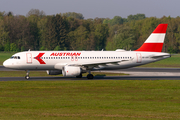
[135,43,164,52]
[35,53,46,64]
[152,24,168,33]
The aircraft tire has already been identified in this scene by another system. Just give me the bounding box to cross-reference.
[25,75,30,80]
[87,74,94,79]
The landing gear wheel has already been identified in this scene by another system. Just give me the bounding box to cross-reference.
[76,74,82,78]
[87,74,94,79]
[25,70,30,80]
[25,75,30,80]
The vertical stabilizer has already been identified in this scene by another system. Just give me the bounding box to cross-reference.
[135,24,168,52]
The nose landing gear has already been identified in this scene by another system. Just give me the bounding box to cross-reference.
[25,70,30,80]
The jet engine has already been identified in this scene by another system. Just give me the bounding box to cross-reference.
[46,70,62,75]
[62,66,81,77]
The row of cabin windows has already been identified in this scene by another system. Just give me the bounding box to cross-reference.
[34,56,132,60]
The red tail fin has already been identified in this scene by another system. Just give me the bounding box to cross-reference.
[135,24,168,52]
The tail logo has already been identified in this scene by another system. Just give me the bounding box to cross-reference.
[136,24,168,52]
[35,53,46,64]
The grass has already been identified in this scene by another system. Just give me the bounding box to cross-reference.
[0,52,15,65]
[0,80,180,119]
[0,52,179,68]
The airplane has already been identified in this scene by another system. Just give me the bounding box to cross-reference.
[3,24,170,79]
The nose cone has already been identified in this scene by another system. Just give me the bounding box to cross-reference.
[3,59,11,68]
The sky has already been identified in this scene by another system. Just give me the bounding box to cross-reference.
[0,0,179,19]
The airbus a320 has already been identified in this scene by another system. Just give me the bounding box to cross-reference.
[3,24,170,79]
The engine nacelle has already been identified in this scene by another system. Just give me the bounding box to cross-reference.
[62,66,81,77]
[46,70,62,75]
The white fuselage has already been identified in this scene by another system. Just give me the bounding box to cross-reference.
[3,50,170,71]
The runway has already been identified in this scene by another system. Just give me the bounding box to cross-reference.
[0,66,180,81]
[0,76,180,81]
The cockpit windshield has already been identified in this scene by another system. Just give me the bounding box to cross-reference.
[10,56,20,59]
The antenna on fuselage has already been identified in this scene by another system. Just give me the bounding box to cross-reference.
[28,49,30,51]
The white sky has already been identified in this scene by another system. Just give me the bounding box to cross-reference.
[0,0,179,19]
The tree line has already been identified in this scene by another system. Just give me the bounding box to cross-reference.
[0,9,180,53]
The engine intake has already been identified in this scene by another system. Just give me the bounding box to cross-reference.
[62,66,81,77]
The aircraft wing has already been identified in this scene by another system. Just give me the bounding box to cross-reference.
[68,59,132,69]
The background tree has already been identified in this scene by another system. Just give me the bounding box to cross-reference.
[45,15,69,50]
[61,12,84,19]
[26,9,46,18]
[0,10,180,53]
[94,24,109,50]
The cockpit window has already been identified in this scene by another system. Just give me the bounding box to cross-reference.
[10,56,20,59]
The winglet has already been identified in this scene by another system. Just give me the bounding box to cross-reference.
[135,24,168,52]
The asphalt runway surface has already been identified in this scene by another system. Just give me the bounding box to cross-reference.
[0,76,180,81]
[0,66,180,81]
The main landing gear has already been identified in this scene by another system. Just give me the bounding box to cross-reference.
[76,71,94,79]
[87,74,94,79]
[25,70,30,80]
[87,71,94,79]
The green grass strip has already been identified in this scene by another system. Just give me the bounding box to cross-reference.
[0,80,180,119]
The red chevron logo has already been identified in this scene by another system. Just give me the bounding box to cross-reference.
[35,53,46,64]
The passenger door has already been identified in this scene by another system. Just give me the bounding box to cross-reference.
[136,53,142,63]
[26,53,32,64]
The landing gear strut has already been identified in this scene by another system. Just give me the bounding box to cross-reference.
[87,71,94,79]
[25,70,30,80]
